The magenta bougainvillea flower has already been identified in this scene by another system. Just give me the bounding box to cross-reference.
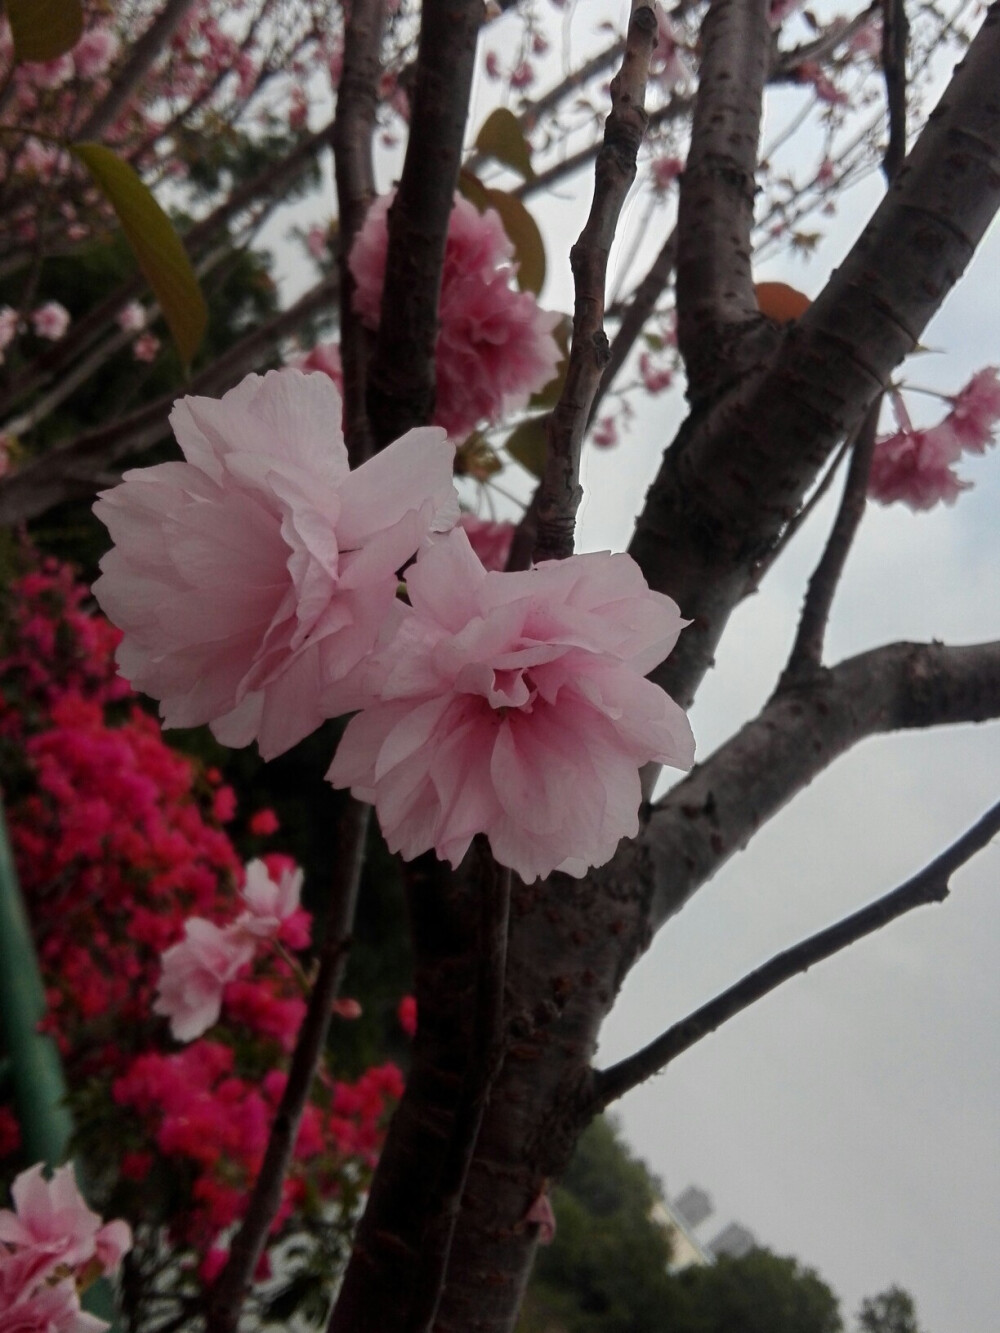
[94,369,458,758]
[327,528,695,882]
[349,192,561,439]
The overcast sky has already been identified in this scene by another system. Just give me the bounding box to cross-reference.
[272,4,999,1326]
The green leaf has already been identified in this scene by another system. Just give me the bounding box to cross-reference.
[505,416,549,478]
[457,168,490,211]
[475,107,535,180]
[484,188,546,295]
[71,143,207,366]
[6,0,83,63]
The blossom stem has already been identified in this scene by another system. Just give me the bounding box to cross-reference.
[204,797,370,1333]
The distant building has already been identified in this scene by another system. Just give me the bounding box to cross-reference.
[707,1221,757,1259]
[650,1197,713,1271]
[673,1185,713,1230]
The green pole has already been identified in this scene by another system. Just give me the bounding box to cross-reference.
[0,796,119,1328]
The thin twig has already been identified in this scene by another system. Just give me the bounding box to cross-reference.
[75,0,201,140]
[334,0,387,465]
[532,1,659,563]
[593,797,1000,1111]
[777,398,880,684]
[205,798,370,1333]
[881,0,910,181]
[405,846,511,1333]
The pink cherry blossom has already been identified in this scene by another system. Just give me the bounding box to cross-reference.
[349,193,560,439]
[0,305,18,353]
[0,1164,102,1272]
[154,918,256,1041]
[30,303,70,341]
[93,1220,132,1276]
[868,422,967,510]
[457,515,515,572]
[297,341,344,394]
[93,369,458,759]
[116,302,145,333]
[236,858,304,938]
[132,332,160,363]
[72,28,120,80]
[947,366,1000,452]
[327,528,695,882]
[2,1277,106,1333]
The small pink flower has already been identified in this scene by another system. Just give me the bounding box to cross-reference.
[328,528,694,882]
[332,997,363,1019]
[592,416,618,448]
[457,515,515,572]
[2,1277,106,1333]
[0,1164,102,1273]
[868,423,967,510]
[298,342,343,394]
[116,302,145,333]
[23,54,74,89]
[236,858,303,938]
[524,1189,556,1245]
[650,155,683,194]
[154,919,255,1041]
[0,305,18,352]
[947,367,1000,452]
[132,332,160,363]
[249,808,280,836]
[30,302,70,341]
[305,225,330,260]
[72,28,120,80]
[94,1219,132,1276]
[349,193,560,439]
[93,369,458,759]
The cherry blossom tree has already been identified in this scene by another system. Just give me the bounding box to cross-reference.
[2,1,1000,1332]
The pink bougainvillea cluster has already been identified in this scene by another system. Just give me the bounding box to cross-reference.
[0,554,404,1279]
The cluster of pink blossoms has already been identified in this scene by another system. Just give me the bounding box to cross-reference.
[348,192,562,439]
[0,1163,131,1333]
[93,370,695,883]
[868,368,1000,510]
[155,859,307,1041]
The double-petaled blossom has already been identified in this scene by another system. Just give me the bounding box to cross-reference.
[348,193,561,439]
[154,919,256,1042]
[869,369,1000,510]
[94,369,458,759]
[0,1164,132,1333]
[328,528,695,882]
[235,858,304,940]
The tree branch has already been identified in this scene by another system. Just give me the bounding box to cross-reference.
[778,397,879,684]
[881,0,910,181]
[334,0,387,466]
[0,272,339,526]
[405,846,511,1333]
[675,0,772,397]
[593,797,1000,1111]
[367,0,483,447]
[205,798,370,1333]
[75,0,201,141]
[643,638,1000,929]
[630,2,1000,712]
[532,1,659,563]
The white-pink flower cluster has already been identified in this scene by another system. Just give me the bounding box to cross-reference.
[348,192,562,439]
[869,369,1000,510]
[328,528,695,882]
[154,860,305,1041]
[94,369,458,759]
[0,1163,131,1333]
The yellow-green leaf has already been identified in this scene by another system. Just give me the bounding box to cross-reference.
[457,168,490,212]
[529,316,571,408]
[484,188,546,295]
[475,107,535,181]
[505,416,549,478]
[456,431,504,480]
[72,143,207,366]
[6,0,83,63]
